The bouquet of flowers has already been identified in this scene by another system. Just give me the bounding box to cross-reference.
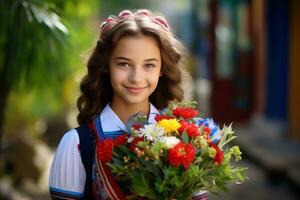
[97,101,247,200]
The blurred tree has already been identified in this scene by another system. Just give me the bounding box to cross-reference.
[99,0,151,17]
[0,1,99,195]
[0,0,80,151]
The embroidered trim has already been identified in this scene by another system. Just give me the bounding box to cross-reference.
[49,187,82,200]
[88,121,127,200]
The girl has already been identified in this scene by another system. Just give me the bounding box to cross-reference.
[49,9,206,200]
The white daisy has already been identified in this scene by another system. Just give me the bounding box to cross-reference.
[139,124,165,141]
[158,136,180,149]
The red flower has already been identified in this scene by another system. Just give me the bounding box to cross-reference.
[172,107,198,119]
[97,139,113,163]
[201,126,211,140]
[154,114,173,122]
[178,121,200,137]
[113,134,128,146]
[167,142,195,169]
[129,137,144,151]
[203,126,211,134]
[132,124,143,130]
[209,142,224,165]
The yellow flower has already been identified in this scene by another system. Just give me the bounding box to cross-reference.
[158,119,181,135]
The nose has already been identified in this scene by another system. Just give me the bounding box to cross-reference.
[128,66,143,83]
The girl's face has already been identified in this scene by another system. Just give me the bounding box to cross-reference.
[109,34,162,107]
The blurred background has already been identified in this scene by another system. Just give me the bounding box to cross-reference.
[0,0,299,199]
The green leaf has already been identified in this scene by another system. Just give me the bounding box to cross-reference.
[154,178,164,193]
[132,173,157,199]
[182,131,189,143]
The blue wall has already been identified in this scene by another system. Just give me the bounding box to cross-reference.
[266,0,289,121]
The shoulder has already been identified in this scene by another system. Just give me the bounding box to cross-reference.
[51,128,81,167]
[52,128,82,165]
[58,128,79,147]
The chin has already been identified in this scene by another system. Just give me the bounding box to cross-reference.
[125,98,147,105]
[121,95,149,105]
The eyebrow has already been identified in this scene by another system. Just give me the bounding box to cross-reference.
[115,57,159,62]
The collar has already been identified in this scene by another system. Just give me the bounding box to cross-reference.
[100,103,160,132]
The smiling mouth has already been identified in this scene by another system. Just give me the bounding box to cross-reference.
[124,86,146,94]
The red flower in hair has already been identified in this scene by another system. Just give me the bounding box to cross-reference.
[172,107,198,119]
[178,121,200,137]
[209,142,224,165]
[154,114,173,122]
[167,142,195,169]
[97,139,113,163]
[129,137,144,151]
[113,134,128,146]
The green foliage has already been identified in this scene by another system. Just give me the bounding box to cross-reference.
[218,124,236,149]
[181,131,189,143]
[1,0,68,89]
[132,172,157,199]
[99,0,152,17]
[0,0,99,89]
[1,0,100,127]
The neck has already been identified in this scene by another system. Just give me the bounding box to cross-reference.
[111,100,150,124]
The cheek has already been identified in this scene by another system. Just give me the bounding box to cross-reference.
[149,71,161,86]
[110,69,127,83]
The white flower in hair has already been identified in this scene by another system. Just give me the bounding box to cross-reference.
[100,15,116,30]
[118,10,134,18]
[153,16,169,30]
[136,9,150,16]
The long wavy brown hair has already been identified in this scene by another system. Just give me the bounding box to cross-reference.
[77,9,187,125]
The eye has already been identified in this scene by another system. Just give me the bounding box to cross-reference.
[117,62,130,68]
[144,63,156,69]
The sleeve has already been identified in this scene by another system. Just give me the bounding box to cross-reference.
[49,129,86,199]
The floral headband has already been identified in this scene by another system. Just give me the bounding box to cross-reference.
[100,9,170,34]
